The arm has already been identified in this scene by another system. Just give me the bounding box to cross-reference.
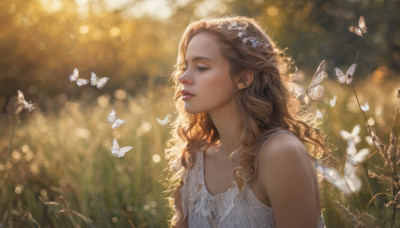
[258,134,318,228]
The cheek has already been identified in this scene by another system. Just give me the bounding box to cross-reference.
[202,72,236,99]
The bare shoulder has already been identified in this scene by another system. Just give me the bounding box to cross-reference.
[258,132,310,164]
[257,132,319,227]
[257,132,315,190]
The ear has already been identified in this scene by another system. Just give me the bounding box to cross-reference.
[235,70,254,90]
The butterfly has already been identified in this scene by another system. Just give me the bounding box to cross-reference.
[316,109,323,119]
[330,95,337,107]
[316,161,361,194]
[340,124,361,144]
[69,68,89,87]
[334,63,357,85]
[90,72,109,89]
[107,109,125,129]
[156,114,171,126]
[291,60,327,112]
[349,16,367,37]
[17,90,35,112]
[111,139,133,158]
[360,102,370,111]
[347,147,370,165]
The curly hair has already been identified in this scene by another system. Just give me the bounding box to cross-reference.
[165,16,328,226]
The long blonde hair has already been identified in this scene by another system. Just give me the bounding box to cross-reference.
[165,16,327,225]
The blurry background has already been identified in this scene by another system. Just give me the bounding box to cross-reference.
[0,0,399,227]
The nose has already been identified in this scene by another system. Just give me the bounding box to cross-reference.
[178,70,193,85]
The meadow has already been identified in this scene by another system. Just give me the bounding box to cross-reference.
[1,72,399,227]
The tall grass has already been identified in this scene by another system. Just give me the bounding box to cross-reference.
[0,75,398,227]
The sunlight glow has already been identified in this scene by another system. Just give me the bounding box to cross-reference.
[39,0,64,12]
[110,26,121,37]
[79,25,89,34]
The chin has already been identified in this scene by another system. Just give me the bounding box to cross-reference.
[184,104,204,114]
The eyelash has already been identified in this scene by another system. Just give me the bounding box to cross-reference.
[182,66,209,72]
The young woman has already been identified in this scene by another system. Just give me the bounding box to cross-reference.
[165,16,327,228]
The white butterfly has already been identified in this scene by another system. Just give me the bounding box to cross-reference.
[69,68,89,87]
[334,63,357,85]
[107,109,125,129]
[90,72,109,89]
[316,162,361,194]
[330,95,337,107]
[349,16,367,37]
[17,90,35,112]
[316,109,323,119]
[111,139,133,158]
[340,125,361,144]
[156,114,171,126]
[346,142,370,165]
[291,60,327,112]
[360,102,370,111]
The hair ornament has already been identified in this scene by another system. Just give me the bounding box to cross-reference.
[226,21,267,49]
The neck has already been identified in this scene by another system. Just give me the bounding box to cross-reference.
[208,101,242,158]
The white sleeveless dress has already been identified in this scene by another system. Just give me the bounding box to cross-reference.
[180,131,326,227]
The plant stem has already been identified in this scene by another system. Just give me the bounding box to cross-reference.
[362,164,382,225]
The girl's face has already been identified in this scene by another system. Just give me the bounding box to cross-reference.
[179,32,238,114]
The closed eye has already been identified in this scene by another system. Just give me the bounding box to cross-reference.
[197,66,209,72]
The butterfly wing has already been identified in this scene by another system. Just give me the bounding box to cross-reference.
[316,109,323,119]
[345,63,357,85]
[156,118,164,125]
[349,148,370,165]
[316,164,352,194]
[17,90,25,104]
[116,146,133,158]
[330,95,337,107]
[23,101,35,112]
[76,79,88,87]
[308,85,324,101]
[340,130,352,141]
[96,77,110,89]
[343,163,362,192]
[90,72,98,86]
[111,139,120,156]
[112,119,125,129]
[308,60,326,88]
[358,16,367,34]
[156,114,171,126]
[107,109,116,123]
[361,102,370,111]
[334,68,347,84]
[69,68,79,82]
